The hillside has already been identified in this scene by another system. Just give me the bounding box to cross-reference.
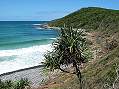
[49,7,119,31]
[37,46,119,89]
[38,7,119,89]
[36,30,119,89]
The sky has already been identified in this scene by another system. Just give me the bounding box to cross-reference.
[0,0,119,21]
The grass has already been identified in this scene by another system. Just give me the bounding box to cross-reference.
[82,46,119,89]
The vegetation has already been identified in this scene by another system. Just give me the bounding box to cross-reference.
[49,7,119,31]
[41,45,119,89]
[40,7,119,89]
[44,27,91,89]
[0,78,30,89]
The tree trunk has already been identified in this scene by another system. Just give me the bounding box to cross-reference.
[76,65,82,89]
[73,60,82,89]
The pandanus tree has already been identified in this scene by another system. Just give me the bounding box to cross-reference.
[44,27,90,89]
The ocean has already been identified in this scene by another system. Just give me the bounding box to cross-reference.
[0,21,58,74]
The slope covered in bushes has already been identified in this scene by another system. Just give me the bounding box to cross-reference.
[49,7,119,31]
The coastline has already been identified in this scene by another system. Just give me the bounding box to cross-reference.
[0,65,44,77]
[34,23,61,30]
[0,44,52,75]
[0,21,58,88]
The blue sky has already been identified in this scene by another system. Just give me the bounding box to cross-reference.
[0,0,119,21]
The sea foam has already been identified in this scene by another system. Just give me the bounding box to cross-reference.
[0,44,52,74]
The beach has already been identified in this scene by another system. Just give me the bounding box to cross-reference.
[0,65,46,88]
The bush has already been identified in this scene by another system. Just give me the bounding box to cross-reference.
[0,78,30,89]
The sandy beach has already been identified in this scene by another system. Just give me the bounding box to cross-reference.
[0,65,46,88]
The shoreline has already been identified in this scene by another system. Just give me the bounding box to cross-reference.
[0,64,44,77]
[0,43,52,75]
[34,23,61,30]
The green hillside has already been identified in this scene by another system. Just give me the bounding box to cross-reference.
[43,46,119,89]
[49,7,119,31]
[43,7,119,89]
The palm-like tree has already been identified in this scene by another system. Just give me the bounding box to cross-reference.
[44,27,89,89]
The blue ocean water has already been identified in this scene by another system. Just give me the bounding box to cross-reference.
[0,21,58,74]
[0,21,58,50]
